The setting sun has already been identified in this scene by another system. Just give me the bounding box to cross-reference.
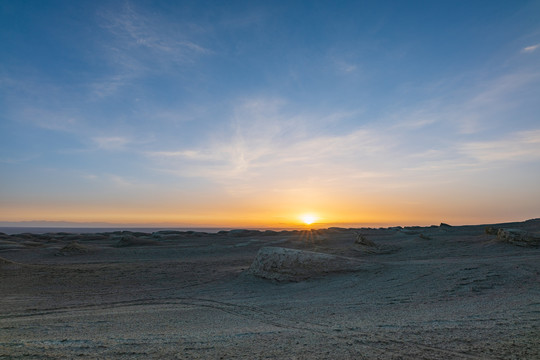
[300,214,317,225]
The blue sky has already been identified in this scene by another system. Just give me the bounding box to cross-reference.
[1,0,539,227]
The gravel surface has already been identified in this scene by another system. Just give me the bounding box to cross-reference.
[1,220,539,359]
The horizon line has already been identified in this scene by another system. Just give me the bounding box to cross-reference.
[1,218,538,231]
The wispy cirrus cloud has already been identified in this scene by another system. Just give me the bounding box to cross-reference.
[144,97,397,194]
[148,150,215,160]
[17,107,83,133]
[522,43,539,53]
[90,2,212,99]
[335,60,358,73]
[389,68,540,134]
[92,136,131,150]
[460,129,540,163]
[89,74,133,99]
[0,154,39,164]
[143,74,540,199]
[78,172,144,190]
[98,1,211,66]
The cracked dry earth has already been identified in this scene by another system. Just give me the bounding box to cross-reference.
[1,220,539,359]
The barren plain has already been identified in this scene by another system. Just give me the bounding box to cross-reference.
[1,220,539,359]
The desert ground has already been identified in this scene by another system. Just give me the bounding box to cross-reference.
[1,220,539,359]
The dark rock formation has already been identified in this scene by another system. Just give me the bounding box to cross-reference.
[485,227,499,235]
[354,233,376,247]
[56,241,93,256]
[497,229,540,247]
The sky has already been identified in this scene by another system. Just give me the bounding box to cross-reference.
[1,0,540,228]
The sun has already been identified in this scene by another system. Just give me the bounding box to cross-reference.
[300,214,317,225]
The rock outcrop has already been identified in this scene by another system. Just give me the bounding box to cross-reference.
[496,229,540,247]
[485,227,499,235]
[247,246,378,282]
[56,241,93,256]
[355,233,376,247]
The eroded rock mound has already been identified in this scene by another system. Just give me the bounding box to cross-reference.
[497,229,540,247]
[247,247,378,282]
[56,241,93,256]
[355,233,376,247]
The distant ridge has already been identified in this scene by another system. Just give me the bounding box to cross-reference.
[0,220,119,227]
[1,219,538,235]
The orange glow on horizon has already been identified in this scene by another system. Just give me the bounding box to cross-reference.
[299,214,318,225]
[2,192,529,229]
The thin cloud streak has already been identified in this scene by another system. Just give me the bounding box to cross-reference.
[90,1,213,99]
[460,129,540,163]
[92,136,131,150]
[389,68,540,134]
[98,1,211,65]
[522,44,539,53]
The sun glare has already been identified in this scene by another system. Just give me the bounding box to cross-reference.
[300,214,317,225]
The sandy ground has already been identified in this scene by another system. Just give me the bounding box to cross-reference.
[1,220,539,359]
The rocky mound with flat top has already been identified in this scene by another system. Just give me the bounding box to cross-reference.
[247,246,379,282]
